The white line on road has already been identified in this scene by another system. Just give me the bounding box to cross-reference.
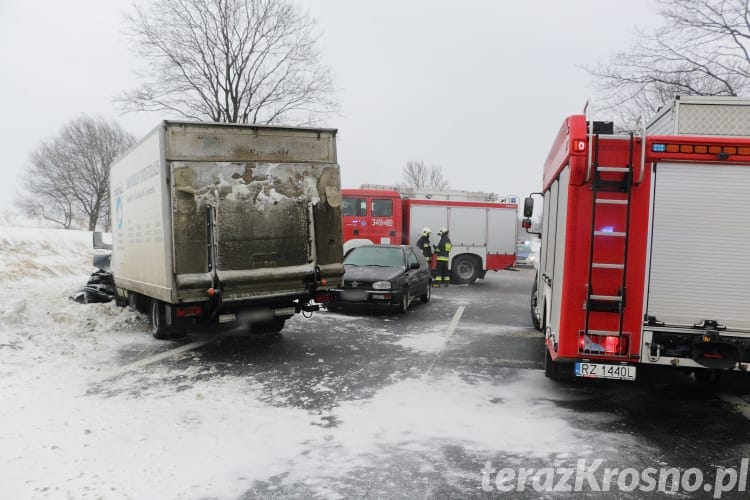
[100,339,214,381]
[424,306,465,377]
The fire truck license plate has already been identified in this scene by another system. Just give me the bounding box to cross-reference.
[575,362,636,381]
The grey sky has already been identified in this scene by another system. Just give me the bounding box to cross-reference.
[0,0,656,213]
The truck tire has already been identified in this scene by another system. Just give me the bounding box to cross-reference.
[451,255,480,284]
[531,277,541,331]
[149,299,185,340]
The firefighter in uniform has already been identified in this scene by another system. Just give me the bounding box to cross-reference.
[416,227,433,259]
[433,227,452,287]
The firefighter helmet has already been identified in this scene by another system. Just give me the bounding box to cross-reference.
[438,227,448,236]
[421,227,431,236]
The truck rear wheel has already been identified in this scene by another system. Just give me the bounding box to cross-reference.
[149,299,185,340]
[451,255,480,284]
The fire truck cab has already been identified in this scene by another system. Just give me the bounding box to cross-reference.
[525,96,750,382]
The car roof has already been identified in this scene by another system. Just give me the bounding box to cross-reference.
[353,244,410,250]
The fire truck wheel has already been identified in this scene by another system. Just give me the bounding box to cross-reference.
[451,255,480,284]
[544,347,573,380]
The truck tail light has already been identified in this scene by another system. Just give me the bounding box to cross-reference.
[315,292,332,303]
[177,304,203,318]
[580,333,629,355]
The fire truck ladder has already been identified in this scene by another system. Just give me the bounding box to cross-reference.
[584,132,636,337]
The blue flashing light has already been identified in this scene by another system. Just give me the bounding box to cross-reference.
[600,226,614,233]
[652,143,666,152]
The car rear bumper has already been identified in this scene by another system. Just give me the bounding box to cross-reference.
[331,288,404,305]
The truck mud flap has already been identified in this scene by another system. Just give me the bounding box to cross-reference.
[692,341,740,369]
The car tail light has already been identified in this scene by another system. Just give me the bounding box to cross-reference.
[315,292,332,303]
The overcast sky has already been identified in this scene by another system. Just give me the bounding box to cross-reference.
[0,0,657,213]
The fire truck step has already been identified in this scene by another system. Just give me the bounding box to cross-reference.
[589,294,622,301]
[595,198,628,205]
[585,329,624,336]
[597,167,631,173]
[594,231,627,237]
[592,263,625,269]
[586,297,623,313]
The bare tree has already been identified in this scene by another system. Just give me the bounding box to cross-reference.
[120,0,337,125]
[16,116,135,231]
[401,160,450,190]
[587,0,750,127]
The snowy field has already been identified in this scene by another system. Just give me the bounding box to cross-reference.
[2,223,749,499]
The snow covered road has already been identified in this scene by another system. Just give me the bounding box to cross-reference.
[2,227,750,499]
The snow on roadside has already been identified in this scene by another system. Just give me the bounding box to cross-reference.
[0,226,96,281]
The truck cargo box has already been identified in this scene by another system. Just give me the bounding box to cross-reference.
[109,121,344,313]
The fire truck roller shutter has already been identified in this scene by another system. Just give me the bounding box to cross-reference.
[646,162,750,331]
[408,205,446,245]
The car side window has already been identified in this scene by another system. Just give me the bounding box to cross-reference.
[408,248,420,268]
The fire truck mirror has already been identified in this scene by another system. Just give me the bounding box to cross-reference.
[523,197,534,218]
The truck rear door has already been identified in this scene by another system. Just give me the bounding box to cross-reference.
[171,161,339,302]
[645,162,750,331]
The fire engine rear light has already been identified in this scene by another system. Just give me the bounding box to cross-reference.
[723,146,737,155]
[177,304,203,318]
[579,333,629,355]
[693,145,708,154]
[679,144,693,153]
[709,145,722,154]
[739,147,750,155]
[651,143,666,152]
[573,139,586,152]
[666,144,680,153]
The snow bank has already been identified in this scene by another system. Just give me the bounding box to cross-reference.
[0,226,96,281]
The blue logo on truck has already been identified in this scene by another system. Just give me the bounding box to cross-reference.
[116,196,123,229]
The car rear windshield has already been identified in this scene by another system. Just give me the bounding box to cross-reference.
[344,246,404,267]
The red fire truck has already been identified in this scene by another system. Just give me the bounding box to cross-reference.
[524,96,750,382]
[342,187,518,283]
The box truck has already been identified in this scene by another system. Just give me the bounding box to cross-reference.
[107,121,344,338]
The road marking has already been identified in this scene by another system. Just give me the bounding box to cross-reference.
[718,394,750,421]
[424,306,465,377]
[100,339,213,380]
